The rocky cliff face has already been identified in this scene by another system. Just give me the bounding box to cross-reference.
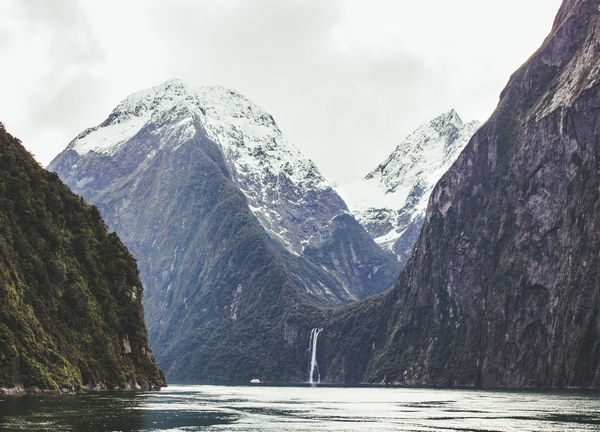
[0,123,164,392]
[318,0,600,388]
[337,110,480,267]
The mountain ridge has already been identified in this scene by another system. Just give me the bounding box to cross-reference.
[50,79,400,308]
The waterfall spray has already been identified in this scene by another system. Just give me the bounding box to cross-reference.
[308,328,323,384]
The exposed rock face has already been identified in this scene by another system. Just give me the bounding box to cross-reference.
[337,110,480,267]
[322,0,600,388]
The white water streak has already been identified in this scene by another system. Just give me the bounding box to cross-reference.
[309,328,323,384]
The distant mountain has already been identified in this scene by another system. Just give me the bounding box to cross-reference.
[337,110,480,267]
[306,0,600,388]
[0,123,164,392]
[48,80,399,380]
[49,81,399,307]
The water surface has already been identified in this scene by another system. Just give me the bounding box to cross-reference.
[1,383,599,431]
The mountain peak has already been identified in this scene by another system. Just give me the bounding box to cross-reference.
[67,79,196,157]
[435,108,462,124]
[337,109,480,265]
[50,78,349,257]
[114,78,193,118]
[365,109,478,187]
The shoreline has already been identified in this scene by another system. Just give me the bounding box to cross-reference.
[0,381,165,395]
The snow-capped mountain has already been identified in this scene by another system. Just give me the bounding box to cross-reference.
[337,110,481,267]
[49,78,399,309]
[64,79,347,254]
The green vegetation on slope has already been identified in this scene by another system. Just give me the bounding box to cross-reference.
[73,128,310,381]
[0,123,165,391]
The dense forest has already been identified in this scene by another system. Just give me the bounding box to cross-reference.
[0,122,164,391]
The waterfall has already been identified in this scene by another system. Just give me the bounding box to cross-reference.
[308,328,323,384]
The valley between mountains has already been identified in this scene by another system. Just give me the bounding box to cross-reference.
[1,0,598,391]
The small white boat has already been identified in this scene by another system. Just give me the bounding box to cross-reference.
[250,378,261,384]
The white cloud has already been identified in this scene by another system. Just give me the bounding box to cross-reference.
[0,0,563,181]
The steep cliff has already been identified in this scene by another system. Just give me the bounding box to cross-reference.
[0,123,164,392]
[319,0,600,388]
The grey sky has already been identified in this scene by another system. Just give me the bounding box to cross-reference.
[1,0,562,182]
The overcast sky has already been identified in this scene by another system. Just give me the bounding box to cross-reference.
[1,0,562,182]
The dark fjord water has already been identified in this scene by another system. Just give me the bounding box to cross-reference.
[1,384,599,431]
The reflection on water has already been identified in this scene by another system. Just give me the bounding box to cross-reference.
[0,383,599,431]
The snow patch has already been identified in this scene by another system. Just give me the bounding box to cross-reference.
[72,114,150,156]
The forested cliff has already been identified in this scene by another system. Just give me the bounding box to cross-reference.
[0,123,165,392]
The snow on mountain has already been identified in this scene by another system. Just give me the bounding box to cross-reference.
[65,78,348,255]
[336,110,481,266]
[71,79,196,156]
[62,81,476,270]
[193,86,347,254]
[51,78,402,308]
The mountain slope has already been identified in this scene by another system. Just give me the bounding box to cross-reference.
[337,110,480,267]
[47,83,400,380]
[0,123,164,392]
[53,112,310,381]
[316,0,600,388]
[49,81,399,308]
